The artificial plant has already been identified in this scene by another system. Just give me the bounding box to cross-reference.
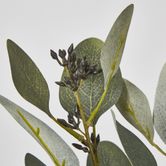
[0,4,166,166]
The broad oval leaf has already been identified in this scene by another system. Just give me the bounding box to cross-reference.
[25,153,46,166]
[59,38,123,123]
[114,119,157,166]
[0,95,79,166]
[101,4,134,88]
[116,79,154,140]
[153,63,166,144]
[87,141,131,166]
[7,39,51,116]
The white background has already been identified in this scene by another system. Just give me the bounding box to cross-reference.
[0,0,166,165]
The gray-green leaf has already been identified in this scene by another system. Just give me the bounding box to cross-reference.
[7,39,51,116]
[154,63,166,144]
[0,95,79,166]
[116,79,154,140]
[25,153,46,166]
[114,119,157,166]
[101,4,134,88]
[59,38,123,123]
[87,141,131,166]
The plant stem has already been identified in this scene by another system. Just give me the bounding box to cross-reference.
[92,125,99,164]
[50,115,87,145]
[87,84,108,126]
[17,110,62,166]
[87,38,124,127]
[74,92,99,166]
[87,70,114,126]
[150,141,166,156]
[93,125,97,145]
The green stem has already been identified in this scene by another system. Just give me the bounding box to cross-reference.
[150,141,166,156]
[74,92,99,166]
[17,110,62,166]
[50,116,87,145]
[92,125,99,164]
[87,80,110,127]
[87,38,124,126]
[93,125,97,146]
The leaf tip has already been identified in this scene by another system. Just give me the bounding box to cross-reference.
[122,4,134,18]
[127,4,134,12]
[6,39,13,48]
[6,39,17,52]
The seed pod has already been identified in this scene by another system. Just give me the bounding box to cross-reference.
[82,147,89,153]
[64,77,72,86]
[57,119,75,129]
[72,143,89,153]
[68,113,75,124]
[68,43,74,55]
[55,81,66,87]
[50,49,64,66]
[59,49,66,59]
[72,143,83,150]
[91,133,95,143]
[96,134,100,145]
[50,49,58,59]
[62,49,66,56]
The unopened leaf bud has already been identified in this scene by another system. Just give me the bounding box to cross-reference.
[72,143,83,150]
[96,134,100,145]
[68,113,75,124]
[55,81,66,87]
[91,133,95,143]
[59,49,66,58]
[50,49,58,59]
[68,43,74,54]
[57,119,75,129]
[82,147,89,153]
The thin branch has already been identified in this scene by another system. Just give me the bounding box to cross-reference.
[50,115,87,145]
[74,92,99,166]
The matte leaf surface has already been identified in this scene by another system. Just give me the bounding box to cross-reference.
[116,79,154,140]
[7,40,51,116]
[101,4,133,87]
[25,153,46,166]
[115,120,157,166]
[59,38,123,123]
[154,63,166,144]
[87,141,131,166]
[0,95,79,166]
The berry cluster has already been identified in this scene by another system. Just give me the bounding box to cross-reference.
[50,44,101,91]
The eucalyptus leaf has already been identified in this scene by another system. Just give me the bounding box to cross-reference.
[59,38,123,123]
[101,4,134,88]
[25,153,46,166]
[7,40,51,116]
[87,141,131,166]
[154,63,166,144]
[116,79,154,140]
[0,95,79,166]
[113,116,157,166]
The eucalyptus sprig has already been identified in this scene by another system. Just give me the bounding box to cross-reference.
[0,4,166,166]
